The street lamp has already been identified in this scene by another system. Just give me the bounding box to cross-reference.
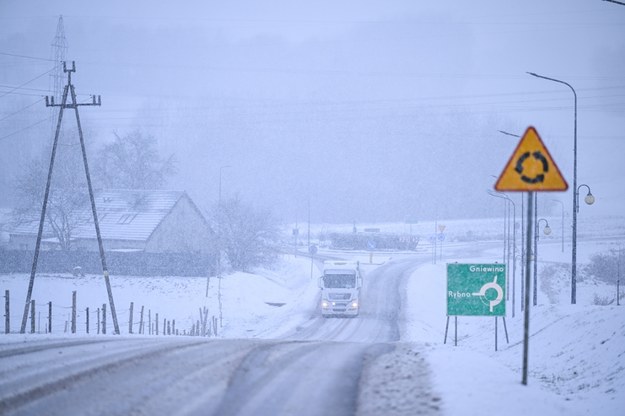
[217,165,231,327]
[551,199,565,253]
[527,71,581,304]
[576,184,595,212]
[488,190,517,318]
[534,218,551,305]
[497,130,524,313]
[207,165,232,298]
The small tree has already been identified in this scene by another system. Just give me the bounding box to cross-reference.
[215,196,280,271]
[95,130,177,189]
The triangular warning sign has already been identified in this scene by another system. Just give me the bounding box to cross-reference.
[495,126,568,192]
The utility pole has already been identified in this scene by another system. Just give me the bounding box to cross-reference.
[20,61,120,335]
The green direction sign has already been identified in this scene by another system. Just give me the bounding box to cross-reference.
[447,263,506,316]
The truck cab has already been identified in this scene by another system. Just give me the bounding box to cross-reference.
[318,261,362,317]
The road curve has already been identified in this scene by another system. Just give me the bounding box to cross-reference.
[0,255,441,416]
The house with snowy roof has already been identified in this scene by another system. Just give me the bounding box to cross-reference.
[7,190,213,255]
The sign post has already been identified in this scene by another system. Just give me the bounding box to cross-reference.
[309,244,317,279]
[494,126,568,386]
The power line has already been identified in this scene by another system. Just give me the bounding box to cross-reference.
[0,65,58,99]
[0,51,56,62]
[0,117,50,142]
[0,98,45,123]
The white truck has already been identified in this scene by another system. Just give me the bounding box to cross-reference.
[318,260,362,317]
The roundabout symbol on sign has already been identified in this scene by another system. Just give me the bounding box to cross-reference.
[515,150,549,184]
[472,275,504,313]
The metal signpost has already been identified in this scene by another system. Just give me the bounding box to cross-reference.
[494,126,568,385]
[308,244,318,279]
[367,240,376,264]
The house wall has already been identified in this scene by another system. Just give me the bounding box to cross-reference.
[73,238,145,252]
[145,196,213,254]
[8,233,57,251]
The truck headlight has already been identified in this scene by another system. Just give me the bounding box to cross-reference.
[322,300,330,308]
[351,301,359,308]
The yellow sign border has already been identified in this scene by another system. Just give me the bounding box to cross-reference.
[495,126,568,192]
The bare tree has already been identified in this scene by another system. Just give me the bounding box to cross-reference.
[12,141,89,252]
[95,130,177,189]
[11,130,177,251]
[215,196,280,271]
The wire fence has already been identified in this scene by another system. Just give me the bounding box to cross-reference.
[2,290,218,337]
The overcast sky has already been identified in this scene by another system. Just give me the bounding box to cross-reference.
[1,0,623,224]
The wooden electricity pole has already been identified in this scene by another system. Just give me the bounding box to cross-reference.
[20,61,120,334]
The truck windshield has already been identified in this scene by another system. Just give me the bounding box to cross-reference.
[323,273,356,288]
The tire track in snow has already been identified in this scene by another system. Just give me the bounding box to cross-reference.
[0,338,208,414]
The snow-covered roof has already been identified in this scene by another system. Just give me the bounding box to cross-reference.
[10,189,194,242]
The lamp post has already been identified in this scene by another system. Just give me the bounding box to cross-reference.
[552,199,565,253]
[488,190,517,318]
[576,184,595,212]
[572,183,595,303]
[527,71,581,304]
[497,130,524,312]
[217,165,231,327]
[534,218,552,305]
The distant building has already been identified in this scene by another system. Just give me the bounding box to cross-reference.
[7,190,213,254]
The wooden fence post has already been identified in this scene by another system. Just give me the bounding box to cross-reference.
[71,291,77,334]
[97,308,100,334]
[48,301,52,333]
[129,302,134,334]
[148,309,152,335]
[155,313,159,335]
[4,290,9,334]
[86,307,90,334]
[139,306,144,334]
[102,303,107,335]
[172,319,176,335]
[30,300,35,334]
[166,319,169,335]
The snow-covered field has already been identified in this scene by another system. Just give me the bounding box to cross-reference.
[1,216,624,415]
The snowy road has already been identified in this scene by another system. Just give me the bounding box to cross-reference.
[286,256,423,343]
[0,256,440,416]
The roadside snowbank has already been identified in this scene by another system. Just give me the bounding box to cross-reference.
[405,260,624,416]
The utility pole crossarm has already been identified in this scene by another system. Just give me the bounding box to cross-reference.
[46,94,101,108]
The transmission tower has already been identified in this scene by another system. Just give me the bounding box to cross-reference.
[49,15,67,101]
[49,15,67,137]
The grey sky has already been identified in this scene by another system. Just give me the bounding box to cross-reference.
[1,0,623,223]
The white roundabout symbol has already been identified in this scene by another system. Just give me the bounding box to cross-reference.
[472,275,504,312]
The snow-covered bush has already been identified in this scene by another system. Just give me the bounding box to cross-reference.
[584,248,624,285]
